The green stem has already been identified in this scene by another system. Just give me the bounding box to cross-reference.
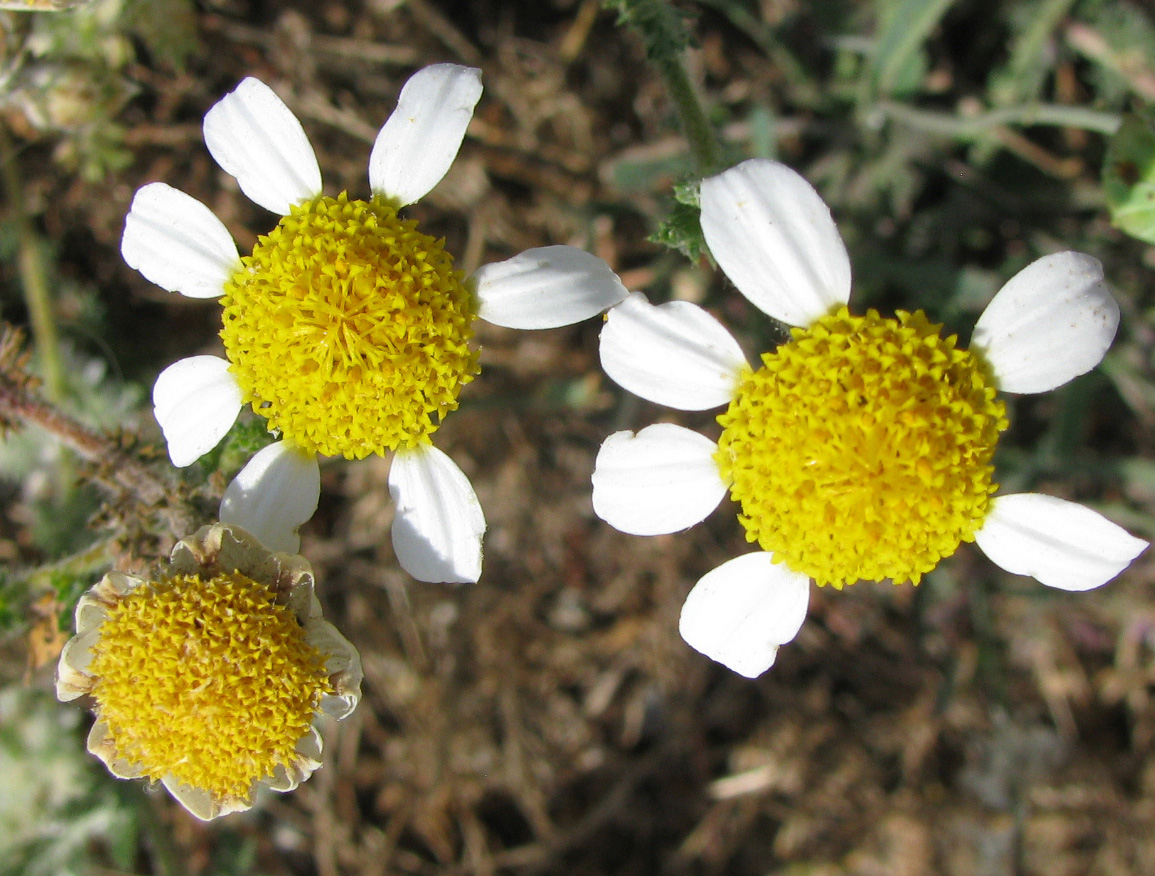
[605,0,722,176]
[0,538,116,676]
[138,790,186,876]
[877,100,1121,138]
[968,574,1009,712]
[656,54,722,176]
[0,126,65,401]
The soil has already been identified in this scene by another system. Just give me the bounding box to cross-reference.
[4,1,1155,874]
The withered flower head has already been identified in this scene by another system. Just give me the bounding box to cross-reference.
[56,523,361,820]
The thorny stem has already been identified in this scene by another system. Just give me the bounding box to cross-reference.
[0,125,65,402]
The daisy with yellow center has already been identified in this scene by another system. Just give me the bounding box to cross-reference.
[122,66,627,581]
[55,523,362,820]
[592,158,1148,678]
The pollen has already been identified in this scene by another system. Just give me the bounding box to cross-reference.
[220,193,479,458]
[87,572,332,800]
[715,307,1008,588]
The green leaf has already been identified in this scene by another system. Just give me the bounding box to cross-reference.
[988,0,1078,107]
[871,0,957,97]
[602,0,694,62]
[651,198,705,262]
[198,416,276,480]
[121,0,201,71]
[1102,111,1155,244]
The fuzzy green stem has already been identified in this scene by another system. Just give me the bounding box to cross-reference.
[604,0,722,175]
[0,126,65,401]
[138,790,187,876]
[657,54,722,175]
[0,537,117,682]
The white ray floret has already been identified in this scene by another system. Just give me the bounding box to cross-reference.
[972,252,1119,395]
[974,493,1148,592]
[474,245,630,330]
[388,444,486,585]
[220,442,321,554]
[203,78,322,215]
[152,355,244,467]
[369,64,483,206]
[679,552,811,679]
[599,292,748,410]
[699,158,851,327]
[592,424,728,536]
[121,183,239,299]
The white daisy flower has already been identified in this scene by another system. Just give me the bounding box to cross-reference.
[122,65,628,580]
[56,523,362,821]
[593,158,1149,679]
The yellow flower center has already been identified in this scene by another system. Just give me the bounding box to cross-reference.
[220,193,479,458]
[88,572,331,800]
[715,307,1008,588]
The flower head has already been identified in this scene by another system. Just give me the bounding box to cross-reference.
[123,66,627,580]
[593,158,1149,678]
[56,523,362,820]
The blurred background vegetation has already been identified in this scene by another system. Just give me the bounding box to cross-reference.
[1,0,1154,873]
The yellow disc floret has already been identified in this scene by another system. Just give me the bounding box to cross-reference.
[88,572,332,800]
[220,193,479,458]
[715,307,1008,588]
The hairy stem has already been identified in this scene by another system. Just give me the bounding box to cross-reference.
[0,350,197,535]
[658,52,722,176]
[605,0,722,175]
[0,126,65,401]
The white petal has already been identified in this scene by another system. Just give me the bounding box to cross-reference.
[592,425,728,535]
[974,493,1148,592]
[389,444,486,584]
[474,246,629,330]
[203,78,322,215]
[152,356,243,467]
[121,183,238,299]
[970,251,1122,392]
[700,158,851,326]
[220,443,320,554]
[970,252,1119,394]
[679,552,811,678]
[369,64,482,206]
[599,292,746,410]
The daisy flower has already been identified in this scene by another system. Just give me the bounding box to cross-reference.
[123,65,627,580]
[55,523,362,821]
[592,158,1149,678]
